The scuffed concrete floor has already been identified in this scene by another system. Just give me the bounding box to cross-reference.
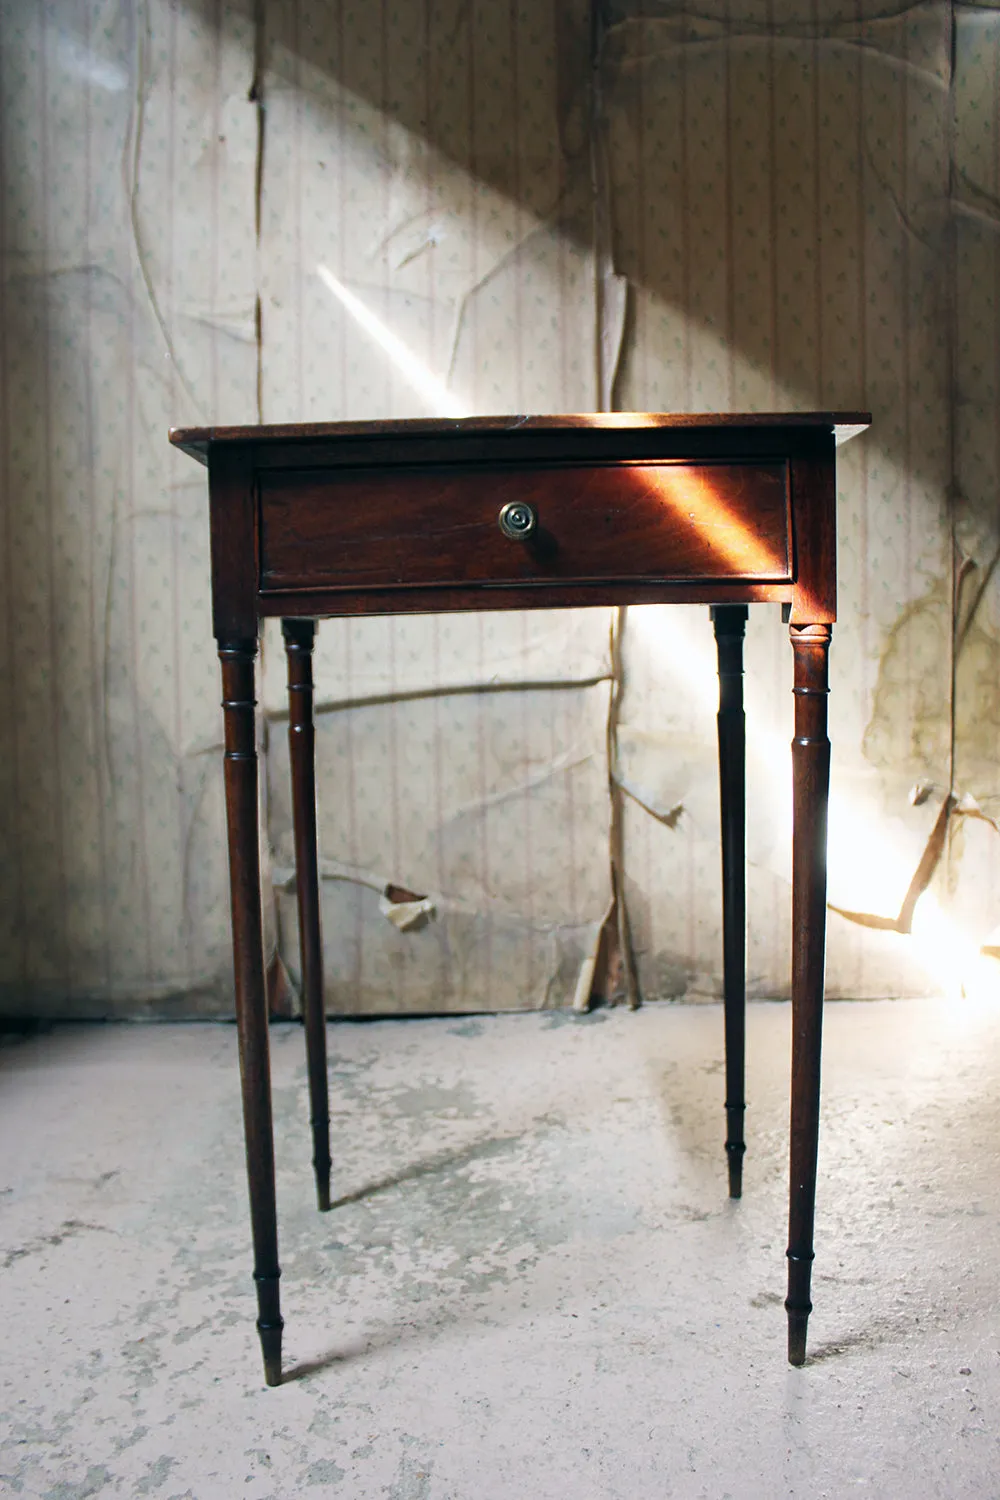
[2,999,1000,1499]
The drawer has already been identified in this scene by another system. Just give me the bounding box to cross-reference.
[257,460,792,594]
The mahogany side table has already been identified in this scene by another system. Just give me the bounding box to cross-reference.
[169,412,870,1385]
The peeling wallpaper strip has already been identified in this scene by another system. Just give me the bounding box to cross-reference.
[0,0,997,1017]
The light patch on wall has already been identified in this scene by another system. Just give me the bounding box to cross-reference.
[629,608,998,1004]
[316,264,471,418]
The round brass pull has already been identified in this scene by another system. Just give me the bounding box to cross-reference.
[498,500,537,541]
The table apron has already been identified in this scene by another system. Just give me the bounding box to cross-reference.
[256,579,797,619]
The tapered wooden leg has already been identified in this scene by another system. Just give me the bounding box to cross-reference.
[282,619,331,1213]
[785,623,832,1367]
[219,639,283,1387]
[712,605,748,1199]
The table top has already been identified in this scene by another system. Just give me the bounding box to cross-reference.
[170,411,871,464]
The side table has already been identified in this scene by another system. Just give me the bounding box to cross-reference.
[170,412,870,1384]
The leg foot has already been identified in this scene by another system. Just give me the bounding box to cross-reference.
[254,1267,284,1385]
[258,1319,284,1386]
[786,1305,810,1367]
[725,1123,746,1199]
[785,1248,815,1365]
[315,1172,331,1213]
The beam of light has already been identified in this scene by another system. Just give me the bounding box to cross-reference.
[317,264,470,419]
[629,607,999,1005]
[633,463,789,578]
[300,284,992,1003]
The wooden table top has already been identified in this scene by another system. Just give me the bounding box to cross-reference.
[169,411,872,464]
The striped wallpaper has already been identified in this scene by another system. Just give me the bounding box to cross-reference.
[0,0,996,1016]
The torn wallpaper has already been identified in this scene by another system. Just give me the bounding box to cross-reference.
[0,0,997,1016]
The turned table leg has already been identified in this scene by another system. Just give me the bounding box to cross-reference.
[785,622,832,1367]
[712,605,749,1199]
[282,619,332,1212]
[219,638,283,1387]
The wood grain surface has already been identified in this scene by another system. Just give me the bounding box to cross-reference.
[258,460,791,592]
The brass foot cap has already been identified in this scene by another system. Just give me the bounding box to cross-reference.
[786,1314,809,1367]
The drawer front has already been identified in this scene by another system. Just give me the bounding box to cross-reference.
[257,460,791,593]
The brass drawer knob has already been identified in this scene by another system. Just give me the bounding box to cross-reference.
[498,500,537,540]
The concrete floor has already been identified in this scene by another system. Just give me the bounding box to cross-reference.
[2,999,1000,1499]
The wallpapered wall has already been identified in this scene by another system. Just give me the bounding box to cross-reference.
[1,0,998,1017]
